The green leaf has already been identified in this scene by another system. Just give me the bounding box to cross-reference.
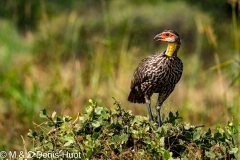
[86,106,93,114]
[101,108,110,119]
[216,124,225,135]
[107,132,114,136]
[143,137,151,145]
[63,116,72,122]
[51,111,56,119]
[92,120,101,128]
[64,137,75,146]
[64,141,73,147]
[92,132,100,140]
[27,129,37,138]
[39,131,44,142]
[131,129,139,138]
[169,111,175,124]
[43,143,53,151]
[229,147,238,154]
[205,151,216,158]
[185,131,192,141]
[120,133,129,143]
[60,123,67,130]
[159,137,164,146]
[176,111,179,117]
[46,121,55,127]
[94,107,103,115]
[89,99,93,104]
[56,116,63,124]
[181,156,188,160]
[144,126,150,133]
[79,114,88,122]
[206,128,211,137]
[184,123,191,130]
[46,143,53,150]
[214,132,223,140]
[193,130,201,141]
[39,109,47,118]
[162,150,172,159]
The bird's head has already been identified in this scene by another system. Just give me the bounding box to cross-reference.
[154,30,180,43]
[154,29,181,56]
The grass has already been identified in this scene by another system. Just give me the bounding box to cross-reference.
[0,0,239,157]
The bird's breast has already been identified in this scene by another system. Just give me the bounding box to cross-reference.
[146,56,183,85]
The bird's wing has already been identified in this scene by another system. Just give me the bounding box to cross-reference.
[130,53,158,89]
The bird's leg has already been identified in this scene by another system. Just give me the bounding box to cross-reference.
[156,105,162,127]
[145,97,153,121]
[156,94,163,127]
[146,103,154,121]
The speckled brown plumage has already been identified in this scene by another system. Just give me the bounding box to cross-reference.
[128,29,183,126]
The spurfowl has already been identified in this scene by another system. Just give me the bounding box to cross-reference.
[128,29,183,127]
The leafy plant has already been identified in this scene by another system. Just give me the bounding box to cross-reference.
[27,99,239,159]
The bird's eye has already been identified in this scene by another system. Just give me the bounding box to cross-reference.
[165,33,169,36]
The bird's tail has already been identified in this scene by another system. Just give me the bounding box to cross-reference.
[128,88,145,104]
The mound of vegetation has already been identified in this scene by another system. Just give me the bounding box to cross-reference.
[28,99,238,159]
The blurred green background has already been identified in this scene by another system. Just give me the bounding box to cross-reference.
[0,0,239,153]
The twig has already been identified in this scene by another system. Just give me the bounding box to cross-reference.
[72,112,80,125]
[112,97,121,109]
[21,135,28,159]
[195,124,204,128]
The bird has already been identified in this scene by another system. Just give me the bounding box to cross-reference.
[128,29,183,127]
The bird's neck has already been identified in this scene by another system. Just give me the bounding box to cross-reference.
[165,42,180,56]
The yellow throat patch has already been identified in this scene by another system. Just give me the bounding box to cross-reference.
[165,42,177,56]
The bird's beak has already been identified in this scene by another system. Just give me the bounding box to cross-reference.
[154,33,164,42]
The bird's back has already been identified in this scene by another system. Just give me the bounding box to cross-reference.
[128,51,183,103]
